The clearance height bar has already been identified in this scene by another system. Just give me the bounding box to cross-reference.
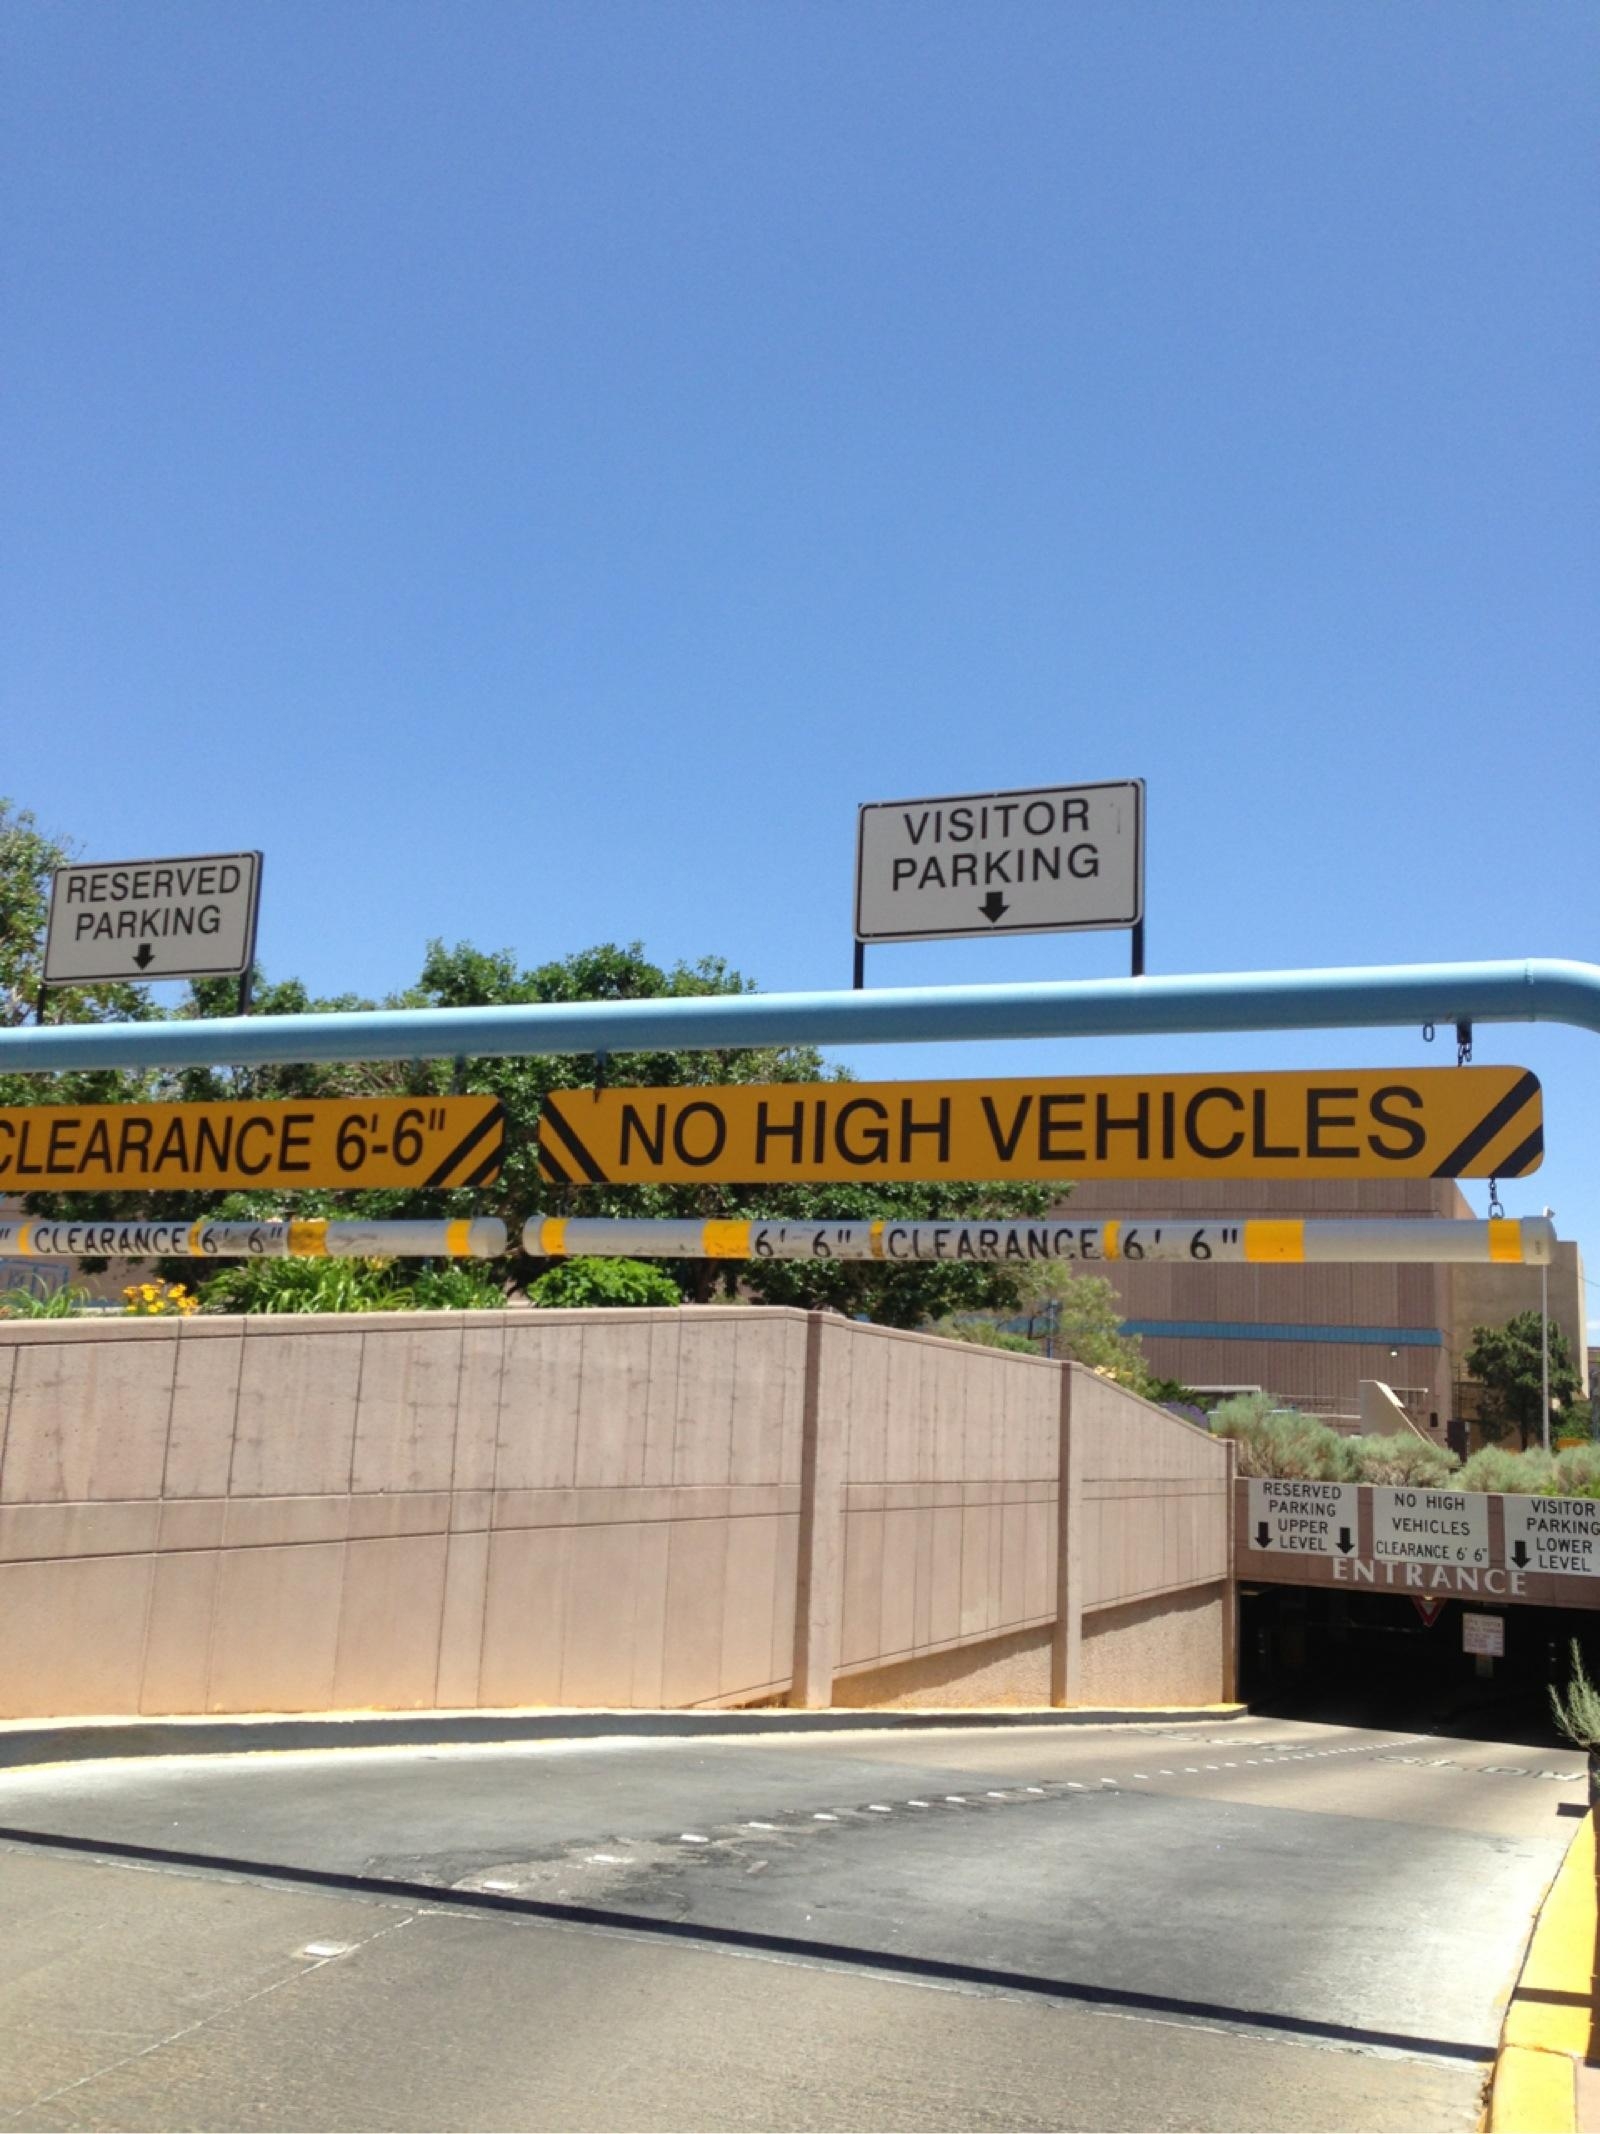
[523,1216,1556,1267]
[536,1068,1542,1187]
[0,1219,507,1261]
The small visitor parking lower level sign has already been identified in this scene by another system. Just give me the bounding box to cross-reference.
[855,780,1143,943]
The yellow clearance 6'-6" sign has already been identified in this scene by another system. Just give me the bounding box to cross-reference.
[0,1095,505,1192]
[536,1068,1542,1187]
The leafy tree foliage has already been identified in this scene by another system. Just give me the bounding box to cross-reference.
[1465,1311,1581,1449]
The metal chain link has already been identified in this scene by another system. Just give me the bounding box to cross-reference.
[1487,1176,1504,1220]
[1456,1020,1472,1067]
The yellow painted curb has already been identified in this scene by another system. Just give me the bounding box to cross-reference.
[1489,1814,1596,2133]
[1492,2046,1577,2134]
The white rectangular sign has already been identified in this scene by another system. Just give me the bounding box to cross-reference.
[854,780,1143,943]
[1462,1612,1505,1657]
[1370,1487,1491,1569]
[44,851,262,986]
[1502,1495,1600,1578]
[1247,1478,1360,1557]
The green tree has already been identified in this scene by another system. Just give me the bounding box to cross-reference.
[1009,1264,1155,1389]
[0,796,159,1042]
[1465,1311,1581,1449]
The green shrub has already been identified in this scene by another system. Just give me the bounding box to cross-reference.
[1458,1444,1557,1496]
[1209,1398,1356,1481]
[1554,1443,1600,1499]
[1551,1640,1600,1750]
[526,1257,682,1309]
[933,1317,1042,1354]
[200,1257,410,1315]
[1347,1435,1460,1488]
[0,1283,91,1319]
[404,1264,507,1311]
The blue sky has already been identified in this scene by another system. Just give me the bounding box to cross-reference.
[4,4,1596,1322]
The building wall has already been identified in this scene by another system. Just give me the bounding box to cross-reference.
[0,1307,1233,1722]
[1450,1243,1589,1398]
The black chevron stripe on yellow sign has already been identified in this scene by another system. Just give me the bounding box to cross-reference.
[535,1069,1543,1187]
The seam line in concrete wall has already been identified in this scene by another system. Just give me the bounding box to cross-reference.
[0,1342,15,1502]
[832,1613,1059,1679]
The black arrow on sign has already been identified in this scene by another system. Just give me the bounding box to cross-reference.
[132,944,155,970]
[979,892,1008,924]
[1336,1527,1354,1554]
[1255,1522,1272,1549]
[1511,1541,1529,1569]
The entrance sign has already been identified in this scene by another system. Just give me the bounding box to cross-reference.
[1371,1488,1491,1571]
[44,851,263,985]
[0,1217,506,1260]
[522,1215,1554,1266]
[536,1067,1542,1187]
[1247,1479,1359,1557]
[1502,1496,1600,1578]
[0,1095,504,1191]
[855,781,1143,942]
[1462,1612,1506,1657]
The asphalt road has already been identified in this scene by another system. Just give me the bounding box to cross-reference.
[0,1712,1583,2132]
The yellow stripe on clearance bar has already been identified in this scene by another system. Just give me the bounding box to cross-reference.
[288,1220,329,1258]
[538,1218,568,1258]
[1246,1221,1305,1263]
[703,1221,751,1259]
[1489,1219,1523,1264]
[188,1219,208,1256]
[1101,1221,1121,1261]
[444,1220,473,1258]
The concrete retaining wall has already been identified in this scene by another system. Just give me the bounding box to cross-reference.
[0,1308,1233,1720]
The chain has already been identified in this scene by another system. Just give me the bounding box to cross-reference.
[1455,1020,1472,1066]
[1487,1176,1504,1220]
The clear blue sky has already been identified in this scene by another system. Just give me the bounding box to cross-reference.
[4,5,1596,1324]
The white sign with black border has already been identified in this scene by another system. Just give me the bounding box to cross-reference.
[1501,1494,1600,1579]
[1462,1612,1505,1658]
[1247,1478,1361,1558]
[855,780,1143,943]
[44,851,262,985]
[1370,1487,1491,1569]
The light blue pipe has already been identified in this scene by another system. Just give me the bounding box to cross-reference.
[2,958,1597,1073]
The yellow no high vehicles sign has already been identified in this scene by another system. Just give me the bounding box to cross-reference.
[0,1096,505,1192]
[537,1067,1543,1186]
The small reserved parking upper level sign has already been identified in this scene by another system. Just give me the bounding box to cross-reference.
[44,851,262,985]
[855,780,1143,942]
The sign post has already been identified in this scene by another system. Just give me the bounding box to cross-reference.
[854,780,1144,984]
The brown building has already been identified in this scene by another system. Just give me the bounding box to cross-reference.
[1063,1176,1588,1427]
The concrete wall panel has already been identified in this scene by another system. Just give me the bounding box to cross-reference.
[230,1330,362,1498]
[0,1308,1230,1720]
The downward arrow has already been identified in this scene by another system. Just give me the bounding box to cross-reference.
[1255,1522,1272,1549]
[979,892,1008,924]
[1336,1527,1354,1554]
[1511,1540,1529,1569]
[132,944,155,970]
